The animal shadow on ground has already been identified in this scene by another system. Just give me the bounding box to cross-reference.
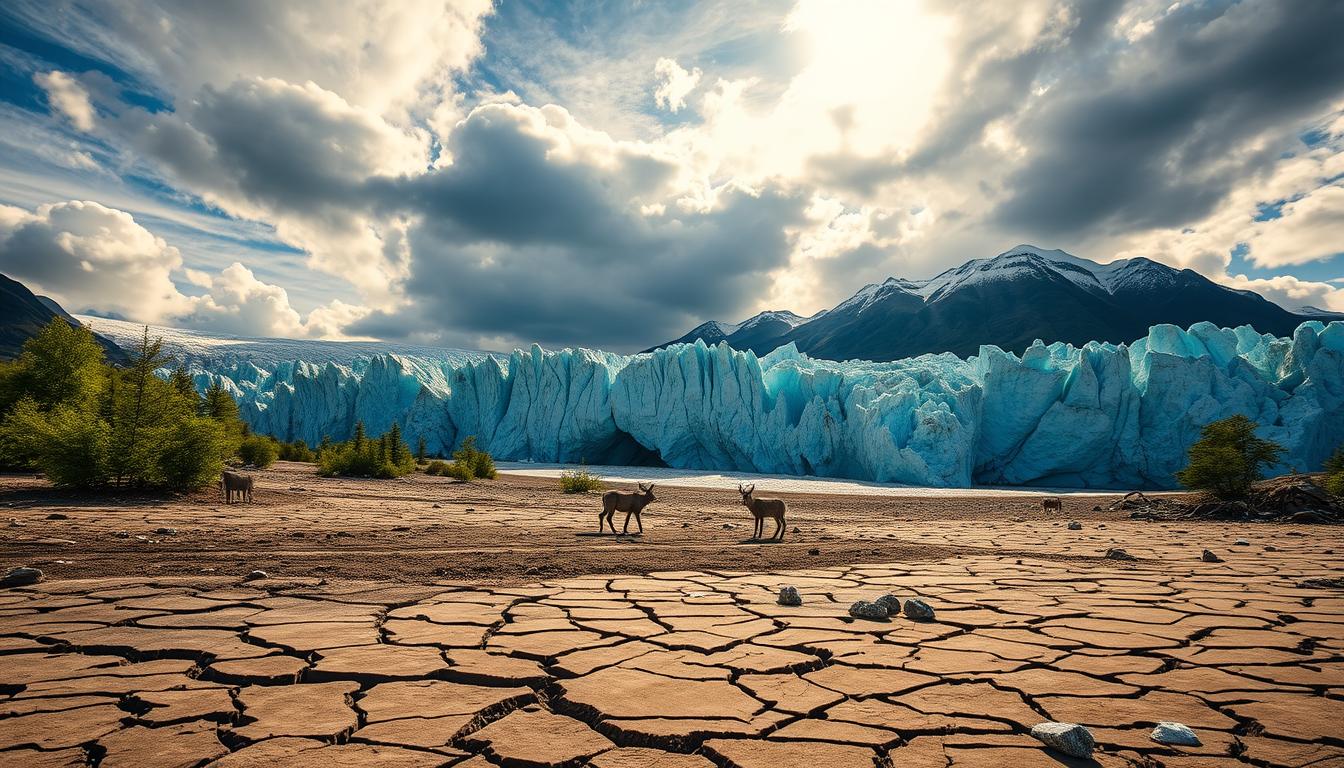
[737,537,784,545]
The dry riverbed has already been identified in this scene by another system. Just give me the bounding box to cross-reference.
[1,461,1341,766]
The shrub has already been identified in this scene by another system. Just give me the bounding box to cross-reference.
[158,417,230,490]
[277,439,316,463]
[452,436,496,480]
[559,466,603,493]
[1324,446,1344,498]
[316,421,416,479]
[424,459,450,475]
[443,461,474,482]
[238,435,278,468]
[1177,415,1285,500]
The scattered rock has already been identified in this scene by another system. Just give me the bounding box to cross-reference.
[681,522,691,528]
[1151,721,1200,746]
[1031,722,1094,758]
[334,531,353,538]
[1201,549,1223,563]
[2,566,43,587]
[1234,538,1250,546]
[1105,547,1137,561]
[1067,521,1082,530]
[113,531,129,538]
[902,597,935,622]
[1298,576,1344,589]
[1011,516,1026,523]
[432,504,442,509]
[722,523,738,529]
[1092,505,1102,512]
[156,527,177,535]
[45,513,69,520]
[874,594,902,616]
[807,548,820,556]
[1264,544,1277,551]
[243,570,269,582]
[848,601,888,621]
[1288,510,1325,523]
[777,586,802,606]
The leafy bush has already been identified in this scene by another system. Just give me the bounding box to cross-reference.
[443,461,474,482]
[452,436,496,480]
[238,435,278,468]
[317,421,416,478]
[0,319,245,491]
[424,459,450,475]
[277,439,316,463]
[559,466,603,493]
[158,417,231,490]
[1176,415,1285,500]
[1324,446,1344,498]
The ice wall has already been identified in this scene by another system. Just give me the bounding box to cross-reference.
[186,321,1344,489]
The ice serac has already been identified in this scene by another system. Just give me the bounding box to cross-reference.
[180,321,1344,489]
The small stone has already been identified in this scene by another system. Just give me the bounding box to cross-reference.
[902,597,935,622]
[243,570,269,581]
[848,600,888,621]
[777,586,802,606]
[1092,504,1102,511]
[1234,538,1250,546]
[1150,721,1200,746]
[1011,516,1026,523]
[46,513,69,520]
[874,594,902,616]
[1031,722,1094,758]
[1201,549,1223,563]
[722,523,737,529]
[1264,544,1277,551]
[432,504,442,509]
[791,526,801,534]
[1105,547,1136,561]
[1,566,43,587]
[807,548,820,556]
[156,527,177,535]
[1067,521,1082,530]
[113,531,129,538]
[681,522,691,528]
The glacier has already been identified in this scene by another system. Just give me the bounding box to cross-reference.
[93,318,1344,489]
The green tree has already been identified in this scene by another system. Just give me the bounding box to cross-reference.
[1177,415,1285,500]
[158,417,230,490]
[238,435,279,468]
[0,319,105,415]
[1324,446,1344,497]
[107,327,176,486]
[415,436,427,462]
[452,435,496,480]
[3,401,111,487]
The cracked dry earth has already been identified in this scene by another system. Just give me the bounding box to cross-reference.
[2,524,1344,768]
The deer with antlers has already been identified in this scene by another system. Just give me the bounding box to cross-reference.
[600,482,657,535]
[738,483,786,541]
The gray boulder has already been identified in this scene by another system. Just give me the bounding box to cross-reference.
[243,570,269,581]
[875,594,903,616]
[1031,722,1094,758]
[1067,521,1083,530]
[848,600,888,621]
[1,566,43,587]
[1201,549,1223,563]
[1150,721,1200,746]
[903,597,936,621]
[1105,547,1137,561]
[778,586,802,606]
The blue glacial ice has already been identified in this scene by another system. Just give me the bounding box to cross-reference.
[181,320,1344,489]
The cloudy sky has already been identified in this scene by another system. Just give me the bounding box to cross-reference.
[0,0,1342,352]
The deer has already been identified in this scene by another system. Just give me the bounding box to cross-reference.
[600,482,656,535]
[1041,496,1063,512]
[222,471,254,504]
[738,483,786,541]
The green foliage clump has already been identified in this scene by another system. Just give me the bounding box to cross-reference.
[443,461,474,482]
[1176,415,1285,500]
[277,439,317,463]
[559,464,603,493]
[0,320,241,490]
[1324,446,1344,498]
[452,435,496,480]
[238,435,279,468]
[423,459,450,476]
[316,421,416,478]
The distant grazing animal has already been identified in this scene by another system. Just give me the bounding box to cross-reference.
[600,483,657,534]
[1041,496,1063,512]
[738,484,786,541]
[222,471,254,504]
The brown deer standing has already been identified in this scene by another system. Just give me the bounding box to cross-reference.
[600,482,656,534]
[738,483,786,541]
[1041,496,1063,512]
[222,471,254,504]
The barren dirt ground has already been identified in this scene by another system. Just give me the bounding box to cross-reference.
[1,462,1342,767]
[4,462,1162,584]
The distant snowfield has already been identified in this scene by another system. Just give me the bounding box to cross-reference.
[496,462,1134,497]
